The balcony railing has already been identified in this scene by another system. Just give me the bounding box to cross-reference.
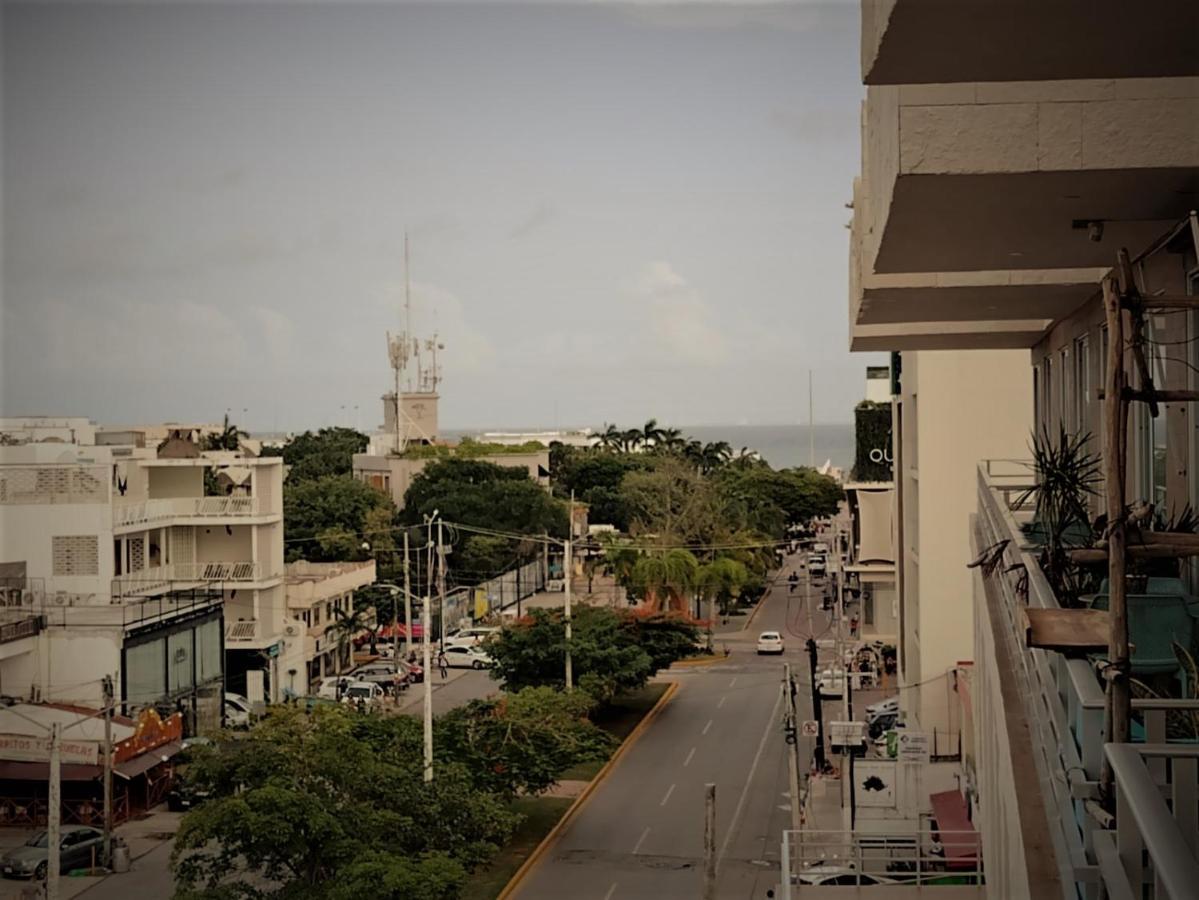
[113,496,263,527]
[976,460,1199,900]
[111,561,263,599]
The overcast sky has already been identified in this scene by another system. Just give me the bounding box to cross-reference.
[2,1,878,433]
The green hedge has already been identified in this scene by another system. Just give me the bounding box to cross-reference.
[852,401,893,482]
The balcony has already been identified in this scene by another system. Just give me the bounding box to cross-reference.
[112,496,271,529]
[974,460,1199,899]
[111,561,265,599]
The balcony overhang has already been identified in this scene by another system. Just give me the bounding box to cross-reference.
[863,0,1199,85]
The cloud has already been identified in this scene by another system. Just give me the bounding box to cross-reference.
[770,104,859,143]
[617,1,828,33]
[247,306,295,367]
[508,203,555,239]
[633,261,729,366]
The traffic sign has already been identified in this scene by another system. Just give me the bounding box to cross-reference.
[800,720,819,737]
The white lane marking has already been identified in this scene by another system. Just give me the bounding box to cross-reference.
[718,683,784,868]
[660,783,676,806]
[683,746,696,767]
[702,719,713,735]
[603,884,618,900]
[717,695,726,709]
[729,677,739,688]
[632,826,651,855]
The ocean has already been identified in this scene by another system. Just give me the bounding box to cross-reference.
[442,423,855,472]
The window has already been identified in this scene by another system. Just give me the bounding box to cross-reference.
[1074,335,1090,435]
[1044,357,1054,429]
[1033,366,1041,435]
[1060,348,1070,430]
[52,535,99,576]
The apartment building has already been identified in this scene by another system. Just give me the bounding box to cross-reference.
[842,2,1199,898]
[0,440,299,730]
[285,559,377,691]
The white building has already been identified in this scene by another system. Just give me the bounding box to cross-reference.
[0,439,299,732]
[285,560,377,691]
[0,417,96,446]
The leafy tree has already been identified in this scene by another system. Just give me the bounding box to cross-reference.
[284,475,395,562]
[631,549,699,612]
[487,606,697,702]
[202,413,248,452]
[171,705,515,898]
[620,458,735,546]
[276,427,369,483]
[455,535,517,579]
[436,687,614,796]
[696,557,749,623]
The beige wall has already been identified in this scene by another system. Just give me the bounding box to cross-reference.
[900,349,1033,732]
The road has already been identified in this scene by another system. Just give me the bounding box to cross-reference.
[514,551,834,900]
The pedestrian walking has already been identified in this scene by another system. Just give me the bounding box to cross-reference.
[849,615,860,638]
[788,572,799,594]
[437,650,449,680]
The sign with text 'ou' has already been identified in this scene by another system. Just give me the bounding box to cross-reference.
[0,733,99,766]
[897,731,930,764]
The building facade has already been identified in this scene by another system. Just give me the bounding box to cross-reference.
[285,559,377,691]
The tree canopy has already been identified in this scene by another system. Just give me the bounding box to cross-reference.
[266,427,369,483]
[283,475,396,563]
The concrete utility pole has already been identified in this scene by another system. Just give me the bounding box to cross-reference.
[48,722,60,900]
[564,493,574,691]
[102,674,114,867]
[807,638,827,772]
[437,519,447,652]
[783,664,803,834]
[402,531,412,662]
[422,516,436,783]
[702,783,717,900]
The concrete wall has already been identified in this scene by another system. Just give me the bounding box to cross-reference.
[148,466,204,499]
[900,350,1033,732]
[0,502,115,599]
[195,525,252,563]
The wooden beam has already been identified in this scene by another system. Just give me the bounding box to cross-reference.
[1102,275,1130,796]
[1132,296,1199,310]
[1025,608,1110,655]
[1068,545,1199,563]
[1126,531,1199,550]
[1096,388,1199,403]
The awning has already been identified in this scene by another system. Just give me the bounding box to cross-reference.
[0,761,101,782]
[929,789,979,869]
[114,741,183,781]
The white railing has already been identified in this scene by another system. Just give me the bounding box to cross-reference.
[976,461,1199,900]
[113,496,261,527]
[225,619,261,642]
[111,561,263,598]
[779,828,983,897]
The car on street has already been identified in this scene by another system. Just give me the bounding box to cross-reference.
[869,712,899,741]
[444,626,500,649]
[756,631,785,655]
[316,676,353,700]
[340,681,385,705]
[224,692,252,728]
[1,826,104,880]
[808,554,827,577]
[442,645,493,669]
[866,696,900,723]
[818,668,845,699]
[400,659,425,683]
[351,661,411,692]
[799,868,897,886]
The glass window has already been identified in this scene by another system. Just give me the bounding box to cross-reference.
[125,639,165,707]
[1033,366,1041,436]
[196,618,222,683]
[1075,336,1090,436]
[1060,348,1070,429]
[1044,357,1054,429]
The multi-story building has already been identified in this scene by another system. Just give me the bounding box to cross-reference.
[0,439,299,730]
[285,559,377,691]
[837,3,1199,898]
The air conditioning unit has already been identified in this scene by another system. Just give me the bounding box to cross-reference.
[284,623,301,637]
[52,592,69,606]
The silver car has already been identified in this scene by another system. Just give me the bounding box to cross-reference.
[1,826,104,880]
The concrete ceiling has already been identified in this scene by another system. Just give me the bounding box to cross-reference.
[858,280,1098,326]
[864,0,1199,85]
[851,321,1050,352]
[873,168,1199,274]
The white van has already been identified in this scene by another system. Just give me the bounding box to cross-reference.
[444,626,500,649]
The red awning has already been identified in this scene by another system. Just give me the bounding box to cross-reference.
[929,789,979,869]
[114,741,183,780]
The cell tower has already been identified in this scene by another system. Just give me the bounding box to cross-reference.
[385,234,444,453]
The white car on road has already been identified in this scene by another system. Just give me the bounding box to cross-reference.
[444,626,500,649]
[442,645,493,669]
[757,631,785,655]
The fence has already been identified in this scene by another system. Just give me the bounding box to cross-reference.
[470,558,547,621]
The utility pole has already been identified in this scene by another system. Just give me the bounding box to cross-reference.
[402,531,412,663]
[48,722,60,900]
[783,664,803,834]
[422,519,435,783]
[102,674,114,867]
[702,783,717,900]
[565,494,574,691]
[807,638,827,772]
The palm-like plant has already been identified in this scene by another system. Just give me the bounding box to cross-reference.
[631,548,699,612]
[621,429,643,452]
[699,441,733,474]
[641,419,665,447]
[598,423,623,451]
[696,557,749,645]
[657,427,686,453]
[204,413,249,451]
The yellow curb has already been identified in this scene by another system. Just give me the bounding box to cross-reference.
[670,654,731,669]
[496,680,680,900]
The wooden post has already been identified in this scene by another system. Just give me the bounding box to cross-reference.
[703,783,717,900]
[1102,277,1131,797]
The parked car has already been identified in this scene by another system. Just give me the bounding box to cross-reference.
[757,631,785,655]
[865,696,900,723]
[224,692,252,728]
[442,645,493,669]
[818,668,845,699]
[317,676,352,700]
[1,826,104,880]
[808,555,828,578]
[869,712,899,741]
[340,681,385,705]
[399,659,424,683]
[444,626,500,649]
[800,869,897,886]
[351,661,411,692]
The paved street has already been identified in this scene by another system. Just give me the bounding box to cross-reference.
[514,552,832,900]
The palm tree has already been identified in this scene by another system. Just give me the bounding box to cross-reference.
[657,427,686,453]
[621,429,643,452]
[632,549,699,612]
[204,413,248,451]
[641,418,665,448]
[601,538,640,602]
[598,423,623,451]
[699,441,733,473]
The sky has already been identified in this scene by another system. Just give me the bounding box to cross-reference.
[1,1,878,433]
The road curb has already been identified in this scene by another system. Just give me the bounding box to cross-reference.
[742,588,769,631]
[670,654,730,669]
[496,680,680,900]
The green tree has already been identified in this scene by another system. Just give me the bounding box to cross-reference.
[631,549,699,612]
[284,475,395,562]
[696,557,749,630]
[436,687,614,796]
[620,458,734,546]
[274,427,370,483]
[201,413,248,452]
[454,535,517,579]
[171,705,516,898]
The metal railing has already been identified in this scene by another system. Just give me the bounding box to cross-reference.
[111,561,263,598]
[36,588,222,630]
[976,460,1199,900]
[113,495,262,527]
[779,828,984,897]
[225,619,260,641]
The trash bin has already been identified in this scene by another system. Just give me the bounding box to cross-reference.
[111,840,131,873]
